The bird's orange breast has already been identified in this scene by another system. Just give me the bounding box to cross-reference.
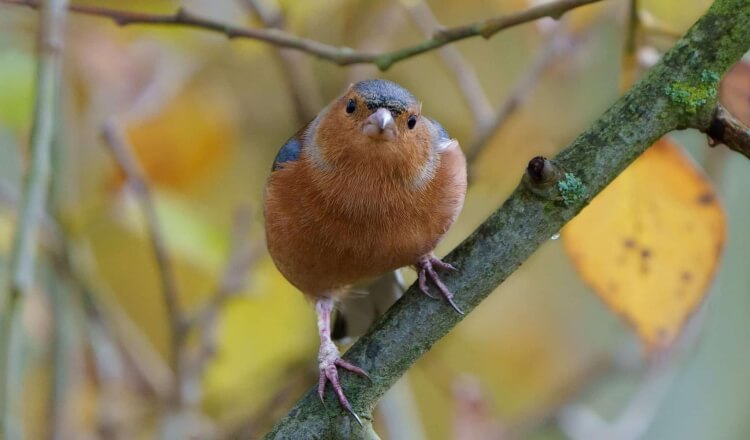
[264,145,466,298]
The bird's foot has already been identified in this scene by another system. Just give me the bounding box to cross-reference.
[416,255,463,314]
[318,339,370,425]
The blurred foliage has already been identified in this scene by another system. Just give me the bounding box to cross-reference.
[563,138,726,350]
[1,0,749,439]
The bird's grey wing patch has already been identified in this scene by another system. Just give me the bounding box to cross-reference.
[272,133,303,171]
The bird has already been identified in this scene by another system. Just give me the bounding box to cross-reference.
[263,79,467,422]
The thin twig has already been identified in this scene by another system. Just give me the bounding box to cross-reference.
[242,0,322,123]
[706,104,750,159]
[1,0,67,437]
[465,23,573,166]
[619,0,640,92]
[401,0,494,133]
[1,0,606,70]
[101,121,184,405]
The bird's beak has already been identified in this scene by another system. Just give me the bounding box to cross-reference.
[363,108,397,140]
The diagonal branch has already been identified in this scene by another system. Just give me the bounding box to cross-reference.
[401,0,494,133]
[0,0,605,70]
[101,121,184,406]
[706,104,750,160]
[266,0,750,437]
[465,22,574,166]
[242,0,323,123]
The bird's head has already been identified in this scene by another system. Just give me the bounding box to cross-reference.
[312,80,450,176]
[344,79,420,142]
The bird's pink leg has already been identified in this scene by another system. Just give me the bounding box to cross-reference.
[416,255,463,314]
[316,298,369,425]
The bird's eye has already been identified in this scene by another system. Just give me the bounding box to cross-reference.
[346,99,356,114]
[407,115,417,129]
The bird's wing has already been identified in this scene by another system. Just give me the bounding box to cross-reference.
[428,118,459,152]
[271,124,309,172]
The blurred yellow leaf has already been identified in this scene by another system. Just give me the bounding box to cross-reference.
[562,138,726,349]
[120,87,234,190]
[118,189,227,271]
[203,259,316,420]
[0,49,33,131]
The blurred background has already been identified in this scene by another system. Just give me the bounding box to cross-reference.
[1,0,749,438]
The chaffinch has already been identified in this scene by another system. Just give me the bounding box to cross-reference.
[264,79,467,422]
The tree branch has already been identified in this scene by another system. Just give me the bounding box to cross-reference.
[0,0,67,436]
[706,104,750,160]
[0,0,605,70]
[266,0,750,437]
[101,121,184,406]
[242,0,323,123]
[466,23,574,167]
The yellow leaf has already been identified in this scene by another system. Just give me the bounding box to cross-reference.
[562,138,726,350]
[118,87,234,190]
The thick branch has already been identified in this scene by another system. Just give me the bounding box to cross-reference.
[0,0,604,70]
[706,104,750,159]
[267,0,750,437]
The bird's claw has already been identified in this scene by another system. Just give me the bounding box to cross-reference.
[416,255,463,314]
[318,354,369,426]
[431,258,457,272]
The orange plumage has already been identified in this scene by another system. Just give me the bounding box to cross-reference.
[263,79,466,421]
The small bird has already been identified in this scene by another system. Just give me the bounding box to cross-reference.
[264,79,467,421]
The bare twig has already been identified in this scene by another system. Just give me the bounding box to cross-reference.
[1,0,606,70]
[465,23,573,166]
[242,0,322,123]
[401,0,494,133]
[1,0,68,436]
[619,0,640,92]
[101,121,184,405]
[706,104,750,159]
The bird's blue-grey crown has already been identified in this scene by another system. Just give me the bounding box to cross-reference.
[352,79,418,116]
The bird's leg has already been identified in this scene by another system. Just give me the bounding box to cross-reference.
[316,298,369,425]
[416,255,463,314]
